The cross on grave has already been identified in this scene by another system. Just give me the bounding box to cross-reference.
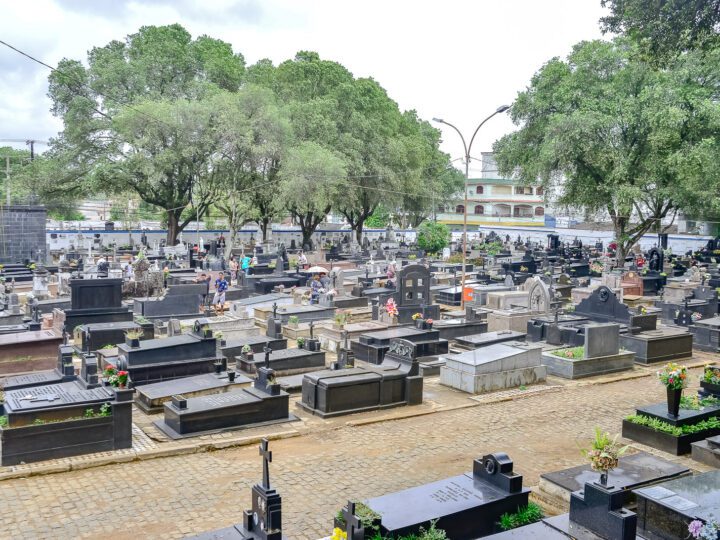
[259,437,272,490]
[309,320,314,339]
[342,501,364,540]
[263,347,272,370]
[342,330,349,350]
[272,302,278,319]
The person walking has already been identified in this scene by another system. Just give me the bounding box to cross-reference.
[213,271,228,315]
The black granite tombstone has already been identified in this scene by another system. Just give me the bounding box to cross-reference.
[189,438,285,539]
[357,452,530,540]
[60,278,133,332]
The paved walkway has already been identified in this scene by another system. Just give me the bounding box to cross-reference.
[0,363,713,540]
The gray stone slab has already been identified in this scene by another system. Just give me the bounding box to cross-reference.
[455,331,526,348]
[541,452,690,497]
[585,323,620,358]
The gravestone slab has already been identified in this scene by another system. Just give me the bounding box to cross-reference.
[635,471,720,540]
[440,344,546,394]
[363,453,529,540]
[455,331,526,349]
[584,323,620,358]
[135,372,252,413]
[237,348,326,376]
[539,451,690,505]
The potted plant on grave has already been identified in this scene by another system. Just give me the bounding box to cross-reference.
[580,427,628,486]
[124,328,143,348]
[288,315,300,329]
[116,370,129,389]
[241,344,254,360]
[333,311,348,330]
[297,337,306,350]
[103,364,118,386]
[657,362,688,418]
[412,312,425,329]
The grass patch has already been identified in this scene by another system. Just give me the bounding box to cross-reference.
[680,395,720,410]
[551,346,584,360]
[499,503,544,531]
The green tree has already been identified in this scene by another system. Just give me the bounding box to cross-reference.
[277,141,346,248]
[46,24,245,243]
[213,86,291,250]
[494,38,720,264]
[601,0,720,63]
[365,205,390,228]
[416,221,450,255]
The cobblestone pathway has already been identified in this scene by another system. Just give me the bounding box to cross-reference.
[0,366,710,540]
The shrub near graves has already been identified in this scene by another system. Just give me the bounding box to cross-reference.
[498,503,543,531]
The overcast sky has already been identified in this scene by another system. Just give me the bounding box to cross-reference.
[0,0,607,173]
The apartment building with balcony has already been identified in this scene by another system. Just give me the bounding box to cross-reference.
[436,152,546,230]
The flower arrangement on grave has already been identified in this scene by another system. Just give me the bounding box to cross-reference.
[658,362,688,417]
[590,262,604,274]
[241,344,253,356]
[519,265,529,273]
[116,370,129,388]
[692,311,703,322]
[412,312,424,321]
[689,519,719,540]
[658,362,688,390]
[385,298,398,318]
[580,427,628,486]
[297,337,305,348]
[425,318,434,327]
[213,331,223,339]
[703,365,720,385]
[638,306,647,315]
[288,315,300,328]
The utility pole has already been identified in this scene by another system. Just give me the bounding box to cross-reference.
[5,156,10,205]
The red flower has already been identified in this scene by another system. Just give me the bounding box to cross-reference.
[106,365,116,370]
[668,378,674,384]
[118,370,128,376]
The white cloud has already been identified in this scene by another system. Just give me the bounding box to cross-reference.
[0,0,608,163]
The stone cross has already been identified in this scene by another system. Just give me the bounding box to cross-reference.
[272,302,278,319]
[342,330,349,350]
[342,501,363,540]
[259,438,272,490]
[263,347,272,369]
[309,320,314,339]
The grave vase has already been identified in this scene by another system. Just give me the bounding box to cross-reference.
[666,387,682,417]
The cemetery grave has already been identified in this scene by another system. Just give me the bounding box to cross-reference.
[540,323,636,379]
[300,338,423,418]
[340,452,530,540]
[154,348,296,439]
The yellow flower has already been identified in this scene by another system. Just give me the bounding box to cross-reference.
[330,528,347,540]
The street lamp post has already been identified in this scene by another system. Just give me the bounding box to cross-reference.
[433,105,510,308]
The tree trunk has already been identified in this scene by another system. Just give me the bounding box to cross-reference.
[166,210,180,246]
[354,217,366,245]
[260,218,270,242]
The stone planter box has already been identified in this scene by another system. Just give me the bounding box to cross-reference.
[541,350,635,379]
[621,419,720,455]
[620,328,693,364]
[701,380,720,398]
[0,403,132,466]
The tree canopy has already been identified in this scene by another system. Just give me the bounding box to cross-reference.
[601,0,720,64]
[494,38,720,263]
[39,25,457,244]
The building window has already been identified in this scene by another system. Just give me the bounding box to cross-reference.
[515,186,523,195]
[536,186,544,196]
[513,204,533,218]
[535,206,544,216]
[455,205,465,214]
[476,186,484,195]
[438,205,445,213]
[493,204,511,217]
[474,205,484,215]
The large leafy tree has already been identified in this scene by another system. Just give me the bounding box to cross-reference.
[250,52,457,242]
[277,141,346,248]
[214,86,291,250]
[494,38,720,264]
[601,0,720,63]
[46,24,245,243]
